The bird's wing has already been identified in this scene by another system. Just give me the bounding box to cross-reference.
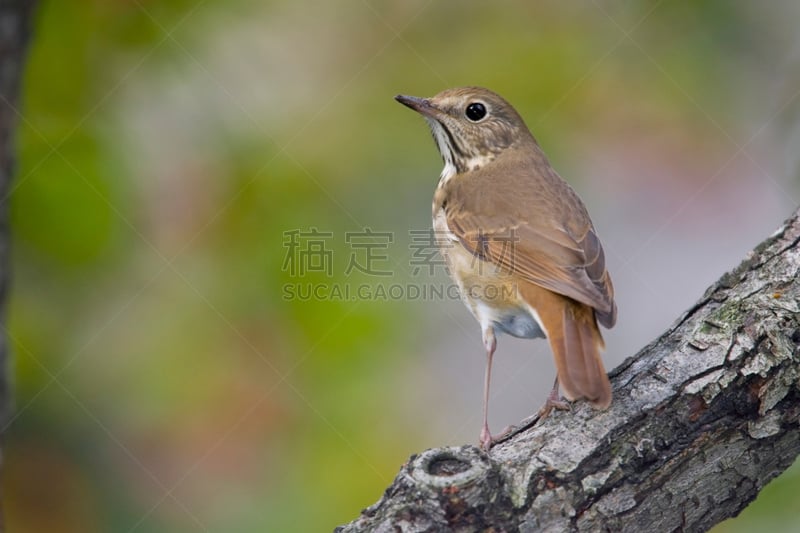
[443,160,617,327]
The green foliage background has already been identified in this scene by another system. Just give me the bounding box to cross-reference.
[5,1,800,531]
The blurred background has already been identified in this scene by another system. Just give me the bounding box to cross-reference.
[5,0,800,531]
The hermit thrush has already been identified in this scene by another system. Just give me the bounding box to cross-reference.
[395,87,616,450]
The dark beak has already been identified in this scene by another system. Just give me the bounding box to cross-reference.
[395,94,438,117]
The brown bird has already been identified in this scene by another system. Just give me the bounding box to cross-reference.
[395,87,616,450]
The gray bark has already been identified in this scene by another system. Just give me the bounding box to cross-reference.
[337,207,800,532]
[0,0,35,529]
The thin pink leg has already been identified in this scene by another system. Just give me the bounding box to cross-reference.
[479,326,496,451]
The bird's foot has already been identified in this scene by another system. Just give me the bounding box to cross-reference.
[485,424,515,447]
[481,398,572,450]
[537,396,571,419]
[479,425,493,452]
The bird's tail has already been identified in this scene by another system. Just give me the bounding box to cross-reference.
[548,300,612,408]
[516,283,612,408]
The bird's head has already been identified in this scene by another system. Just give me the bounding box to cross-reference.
[395,86,533,180]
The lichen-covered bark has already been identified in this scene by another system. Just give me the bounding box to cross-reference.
[338,208,800,532]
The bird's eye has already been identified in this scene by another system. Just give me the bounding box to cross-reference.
[465,102,487,122]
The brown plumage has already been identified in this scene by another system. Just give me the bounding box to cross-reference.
[396,87,616,449]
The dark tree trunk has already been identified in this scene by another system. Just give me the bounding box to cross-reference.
[0,0,36,528]
[338,207,800,532]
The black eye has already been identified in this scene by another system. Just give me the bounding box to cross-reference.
[465,102,486,122]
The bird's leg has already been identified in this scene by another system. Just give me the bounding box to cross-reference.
[479,326,497,452]
[537,376,571,419]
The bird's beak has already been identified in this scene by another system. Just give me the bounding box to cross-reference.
[395,94,439,118]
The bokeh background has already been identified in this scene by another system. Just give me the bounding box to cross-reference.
[5,0,800,531]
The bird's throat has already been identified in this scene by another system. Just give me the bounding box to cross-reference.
[427,118,496,186]
[426,118,458,185]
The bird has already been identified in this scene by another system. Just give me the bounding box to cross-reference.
[395,87,617,451]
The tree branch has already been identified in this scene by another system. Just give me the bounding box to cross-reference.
[337,207,800,532]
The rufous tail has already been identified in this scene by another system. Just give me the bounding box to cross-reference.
[521,284,611,408]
